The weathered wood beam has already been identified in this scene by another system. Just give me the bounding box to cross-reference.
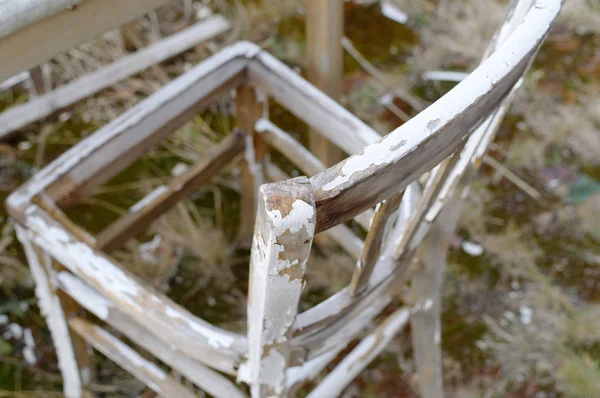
[57,272,247,398]
[236,85,266,246]
[0,0,168,82]
[244,177,316,397]
[96,130,246,253]
[256,118,373,229]
[20,206,247,374]
[309,0,561,233]
[0,15,231,140]
[16,226,85,398]
[306,0,344,166]
[69,317,198,398]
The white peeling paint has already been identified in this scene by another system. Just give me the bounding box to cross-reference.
[56,271,112,321]
[164,306,235,349]
[130,185,168,213]
[16,225,82,398]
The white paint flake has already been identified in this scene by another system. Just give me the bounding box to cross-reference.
[130,186,168,213]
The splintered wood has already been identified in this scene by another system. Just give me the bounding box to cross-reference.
[6,0,563,397]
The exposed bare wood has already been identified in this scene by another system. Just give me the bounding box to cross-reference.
[306,0,344,166]
[20,206,247,374]
[96,130,246,252]
[27,65,50,96]
[262,160,363,259]
[0,15,231,140]
[243,177,316,397]
[57,272,247,398]
[236,84,266,245]
[0,0,169,82]
[307,307,410,398]
[256,119,374,230]
[69,317,198,398]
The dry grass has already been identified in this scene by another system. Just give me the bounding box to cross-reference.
[408,0,505,74]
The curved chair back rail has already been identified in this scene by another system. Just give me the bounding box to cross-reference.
[6,0,563,397]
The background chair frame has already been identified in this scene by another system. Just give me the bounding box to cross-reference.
[7,0,563,396]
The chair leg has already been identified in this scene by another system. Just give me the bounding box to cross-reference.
[410,201,462,398]
[244,177,316,397]
[236,84,266,247]
[410,231,446,398]
[17,226,94,398]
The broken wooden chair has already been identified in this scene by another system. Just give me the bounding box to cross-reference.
[7,0,562,397]
[0,0,230,140]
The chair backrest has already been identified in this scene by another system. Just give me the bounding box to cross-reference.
[7,0,563,397]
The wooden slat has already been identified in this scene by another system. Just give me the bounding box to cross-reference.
[57,272,247,398]
[96,130,246,252]
[306,0,344,166]
[0,15,231,140]
[6,42,256,220]
[20,206,247,374]
[0,0,168,82]
[256,118,324,177]
[16,226,84,397]
[306,308,410,398]
[248,51,381,156]
[236,84,266,246]
[244,177,316,397]
[68,318,198,398]
[308,0,561,233]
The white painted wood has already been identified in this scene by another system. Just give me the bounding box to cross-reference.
[261,160,364,260]
[69,318,198,398]
[5,42,258,218]
[307,308,410,398]
[57,272,247,398]
[19,206,247,374]
[248,52,381,156]
[243,177,316,397]
[0,0,82,38]
[0,15,231,140]
[15,226,82,398]
[0,71,29,91]
[256,118,374,230]
[0,0,169,82]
